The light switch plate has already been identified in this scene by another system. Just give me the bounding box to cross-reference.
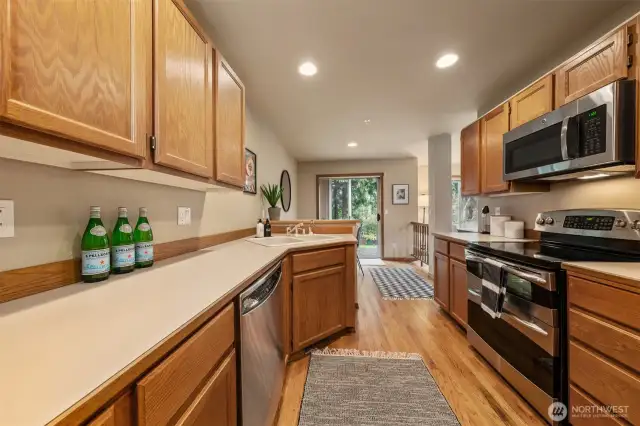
[0,200,15,238]
[177,207,191,226]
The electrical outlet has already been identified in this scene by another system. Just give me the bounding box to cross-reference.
[495,207,501,215]
[177,207,191,226]
[0,200,15,238]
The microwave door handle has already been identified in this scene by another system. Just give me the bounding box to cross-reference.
[560,116,571,160]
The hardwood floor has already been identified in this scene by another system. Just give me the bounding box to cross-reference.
[277,263,547,426]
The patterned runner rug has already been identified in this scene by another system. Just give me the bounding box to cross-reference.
[298,349,460,426]
[369,267,434,300]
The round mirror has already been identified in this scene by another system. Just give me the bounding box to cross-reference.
[280,170,292,212]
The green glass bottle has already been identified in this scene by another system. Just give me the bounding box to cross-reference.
[111,207,135,274]
[81,206,110,283]
[134,207,154,268]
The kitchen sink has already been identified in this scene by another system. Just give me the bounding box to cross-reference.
[245,234,340,247]
[245,236,304,247]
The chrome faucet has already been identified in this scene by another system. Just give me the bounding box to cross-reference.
[286,222,305,236]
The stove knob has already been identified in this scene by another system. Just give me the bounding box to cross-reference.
[544,217,554,225]
[614,218,627,228]
[632,220,640,230]
[536,217,545,225]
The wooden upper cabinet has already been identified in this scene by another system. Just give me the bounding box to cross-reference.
[0,0,150,158]
[510,75,554,129]
[481,103,510,194]
[154,0,214,178]
[460,121,481,196]
[555,26,628,106]
[215,53,246,187]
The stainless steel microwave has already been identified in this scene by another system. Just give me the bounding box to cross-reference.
[503,80,636,182]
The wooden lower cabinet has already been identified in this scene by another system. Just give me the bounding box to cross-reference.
[434,252,450,310]
[175,351,237,426]
[449,258,468,326]
[292,265,346,352]
[567,272,640,425]
[87,392,134,426]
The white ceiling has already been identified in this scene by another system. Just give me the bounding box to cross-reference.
[188,0,632,165]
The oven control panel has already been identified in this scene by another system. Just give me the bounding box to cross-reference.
[563,215,614,230]
[534,209,640,240]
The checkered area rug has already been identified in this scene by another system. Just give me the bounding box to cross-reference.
[369,267,434,300]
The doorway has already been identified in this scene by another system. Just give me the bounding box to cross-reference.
[316,174,383,259]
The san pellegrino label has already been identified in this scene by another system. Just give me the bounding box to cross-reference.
[82,248,110,275]
[112,244,135,267]
[135,242,154,263]
[81,206,110,282]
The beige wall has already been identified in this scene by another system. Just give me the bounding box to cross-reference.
[479,176,640,228]
[0,108,297,272]
[297,158,418,258]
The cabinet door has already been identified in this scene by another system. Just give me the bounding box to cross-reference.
[449,259,468,327]
[88,391,134,426]
[215,54,245,187]
[0,0,150,157]
[510,75,554,129]
[292,265,345,352]
[555,27,628,106]
[433,252,450,311]
[154,0,214,178]
[460,121,481,196]
[481,103,510,194]
[175,351,237,426]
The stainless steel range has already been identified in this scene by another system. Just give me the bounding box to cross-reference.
[465,209,640,424]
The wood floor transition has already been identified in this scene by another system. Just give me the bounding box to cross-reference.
[277,262,547,426]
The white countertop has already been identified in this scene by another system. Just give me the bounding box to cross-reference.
[432,231,535,244]
[562,261,640,285]
[0,235,356,426]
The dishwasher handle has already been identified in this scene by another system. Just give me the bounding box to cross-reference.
[240,261,282,315]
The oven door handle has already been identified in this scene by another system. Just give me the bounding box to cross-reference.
[502,312,548,336]
[501,264,547,286]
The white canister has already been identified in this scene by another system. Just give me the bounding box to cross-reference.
[490,215,512,237]
[504,221,525,239]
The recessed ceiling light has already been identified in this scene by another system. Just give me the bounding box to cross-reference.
[364,119,371,124]
[347,142,358,148]
[435,53,459,69]
[298,61,317,76]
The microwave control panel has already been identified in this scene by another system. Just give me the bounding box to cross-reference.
[579,104,607,157]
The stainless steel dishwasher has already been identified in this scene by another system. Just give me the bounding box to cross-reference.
[239,261,285,426]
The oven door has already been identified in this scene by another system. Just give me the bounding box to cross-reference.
[465,249,561,420]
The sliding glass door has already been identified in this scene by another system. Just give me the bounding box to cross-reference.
[318,176,381,259]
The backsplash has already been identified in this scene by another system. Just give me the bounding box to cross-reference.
[479,176,640,228]
[0,109,297,272]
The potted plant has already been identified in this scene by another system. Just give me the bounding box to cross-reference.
[261,183,283,221]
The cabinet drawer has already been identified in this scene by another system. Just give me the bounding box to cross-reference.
[434,238,449,255]
[570,385,624,426]
[570,308,640,373]
[137,304,235,426]
[449,242,466,262]
[292,247,345,274]
[569,276,640,330]
[175,350,237,426]
[570,341,640,424]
